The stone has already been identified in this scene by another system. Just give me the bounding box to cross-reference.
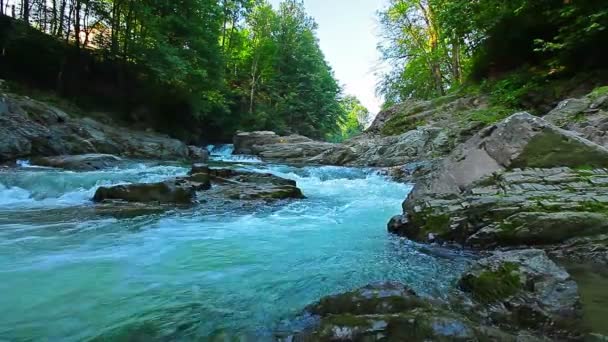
[93,182,195,204]
[232,131,312,155]
[0,92,194,162]
[187,146,209,162]
[409,112,608,202]
[459,249,582,336]
[285,282,552,341]
[30,154,123,171]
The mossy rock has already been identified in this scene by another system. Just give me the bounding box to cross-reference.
[512,129,608,169]
[308,283,427,317]
[93,182,195,204]
[459,262,522,303]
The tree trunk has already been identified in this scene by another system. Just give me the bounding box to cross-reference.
[22,0,30,24]
[249,58,258,114]
[57,0,66,38]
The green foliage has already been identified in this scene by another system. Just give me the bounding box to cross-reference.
[378,0,608,109]
[462,106,514,125]
[327,96,369,142]
[1,0,346,142]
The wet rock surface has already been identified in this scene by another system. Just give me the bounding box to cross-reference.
[30,154,124,171]
[281,250,580,342]
[92,165,304,206]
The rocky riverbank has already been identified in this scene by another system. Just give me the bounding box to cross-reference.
[276,88,608,341]
[0,91,208,163]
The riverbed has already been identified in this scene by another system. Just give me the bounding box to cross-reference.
[0,148,470,340]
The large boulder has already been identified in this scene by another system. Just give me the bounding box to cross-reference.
[390,113,608,262]
[0,93,192,162]
[232,131,312,155]
[93,182,196,204]
[458,249,581,337]
[544,86,608,149]
[341,126,451,167]
[282,250,582,341]
[409,112,608,201]
[30,154,123,171]
[92,165,304,207]
[282,280,563,341]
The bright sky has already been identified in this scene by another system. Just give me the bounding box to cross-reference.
[269,0,388,115]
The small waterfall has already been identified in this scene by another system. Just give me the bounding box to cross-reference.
[206,144,262,163]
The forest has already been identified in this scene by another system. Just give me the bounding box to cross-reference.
[1,0,607,142]
[378,0,608,111]
[0,0,367,142]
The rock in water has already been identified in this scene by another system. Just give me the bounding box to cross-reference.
[31,154,123,171]
[93,182,195,204]
[458,249,581,337]
[233,131,313,155]
[283,280,567,341]
[390,113,608,261]
[187,146,209,162]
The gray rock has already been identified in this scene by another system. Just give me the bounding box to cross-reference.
[459,249,582,336]
[93,182,196,204]
[409,112,608,202]
[187,146,209,162]
[0,93,193,162]
[31,154,123,171]
[232,131,312,155]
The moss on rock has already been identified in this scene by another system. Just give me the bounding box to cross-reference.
[459,262,521,303]
[513,129,608,169]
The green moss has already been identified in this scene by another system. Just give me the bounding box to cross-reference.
[410,207,452,240]
[460,262,521,303]
[381,116,426,136]
[466,106,514,125]
[512,130,608,169]
[589,86,608,100]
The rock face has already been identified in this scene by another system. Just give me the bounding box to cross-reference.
[92,165,304,205]
[0,93,192,162]
[233,131,313,154]
[458,249,581,336]
[232,127,453,167]
[31,154,124,171]
[409,112,608,201]
[316,126,452,167]
[544,87,608,149]
[391,112,608,263]
[284,250,581,341]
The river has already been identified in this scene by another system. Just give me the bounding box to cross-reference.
[0,146,470,341]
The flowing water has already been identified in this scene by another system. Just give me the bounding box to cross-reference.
[0,147,471,341]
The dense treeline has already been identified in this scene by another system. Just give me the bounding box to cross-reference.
[0,0,360,142]
[378,0,608,106]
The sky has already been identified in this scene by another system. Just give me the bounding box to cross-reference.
[269,0,389,115]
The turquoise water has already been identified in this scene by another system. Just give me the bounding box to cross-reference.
[0,157,470,341]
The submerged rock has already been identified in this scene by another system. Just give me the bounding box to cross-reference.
[31,153,123,171]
